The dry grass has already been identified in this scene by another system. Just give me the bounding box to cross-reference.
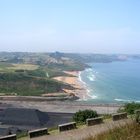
[84,122,140,140]
[8,64,39,70]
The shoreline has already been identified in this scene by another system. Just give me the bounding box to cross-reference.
[78,71,98,100]
[53,70,92,101]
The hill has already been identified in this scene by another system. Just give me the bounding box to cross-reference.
[0,72,74,96]
[0,52,137,97]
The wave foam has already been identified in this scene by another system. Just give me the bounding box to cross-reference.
[85,68,93,72]
[115,98,131,102]
[78,72,87,86]
[78,71,97,100]
[115,98,140,103]
[87,75,95,81]
[86,89,97,99]
[86,68,96,82]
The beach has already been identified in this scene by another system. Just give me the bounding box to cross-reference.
[53,71,91,100]
[0,70,121,114]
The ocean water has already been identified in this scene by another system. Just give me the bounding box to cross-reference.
[80,59,140,104]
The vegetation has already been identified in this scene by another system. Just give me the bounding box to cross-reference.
[0,62,13,67]
[14,67,71,78]
[73,110,98,124]
[136,111,140,123]
[61,53,124,63]
[102,114,112,120]
[25,68,47,78]
[0,72,72,96]
[0,55,77,96]
[0,52,88,96]
[84,122,140,140]
[16,131,28,139]
[0,62,38,72]
[119,102,140,115]
[9,63,38,70]
[0,52,134,96]
[0,52,127,71]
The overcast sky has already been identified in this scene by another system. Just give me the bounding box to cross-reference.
[0,0,140,53]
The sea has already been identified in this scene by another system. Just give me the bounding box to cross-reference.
[80,58,140,104]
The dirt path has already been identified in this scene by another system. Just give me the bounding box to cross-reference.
[31,119,132,140]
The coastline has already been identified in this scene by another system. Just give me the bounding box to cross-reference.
[0,68,122,114]
[53,70,92,101]
[78,71,98,100]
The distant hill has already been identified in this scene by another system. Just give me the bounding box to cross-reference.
[0,52,133,71]
[0,52,138,96]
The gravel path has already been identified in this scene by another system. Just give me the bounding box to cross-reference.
[32,119,132,140]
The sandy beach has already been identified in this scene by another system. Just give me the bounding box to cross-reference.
[0,71,122,115]
[53,71,91,100]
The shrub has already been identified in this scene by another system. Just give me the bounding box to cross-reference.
[16,131,28,139]
[119,102,140,115]
[135,111,140,123]
[73,110,98,123]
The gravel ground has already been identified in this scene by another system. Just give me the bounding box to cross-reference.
[0,100,120,114]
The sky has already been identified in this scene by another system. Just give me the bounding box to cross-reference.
[0,0,140,53]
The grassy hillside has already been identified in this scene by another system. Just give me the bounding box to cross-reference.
[84,122,140,140]
[0,62,38,72]
[0,52,88,71]
[24,68,73,78]
[0,61,75,96]
[0,72,73,96]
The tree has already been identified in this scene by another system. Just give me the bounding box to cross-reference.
[73,109,98,123]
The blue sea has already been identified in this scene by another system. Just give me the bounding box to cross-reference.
[80,59,140,104]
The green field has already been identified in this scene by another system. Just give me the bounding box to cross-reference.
[0,72,73,96]
[0,62,74,96]
[0,62,38,72]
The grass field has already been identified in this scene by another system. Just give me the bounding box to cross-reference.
[0,61,75,96]
[0,62,38,72]
[9,63,39,70]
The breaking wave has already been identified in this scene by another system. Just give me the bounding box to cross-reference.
[86,68,96,82]
[115,98,140,103]
[78,71,97,100]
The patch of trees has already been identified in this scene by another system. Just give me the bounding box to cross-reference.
[0,73,68,96]
[73,110,98,123]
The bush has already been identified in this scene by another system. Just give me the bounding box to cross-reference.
[136,111,140,123]
[119,102,140,115]
[16,131,28,139]
[73,110,98,123]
